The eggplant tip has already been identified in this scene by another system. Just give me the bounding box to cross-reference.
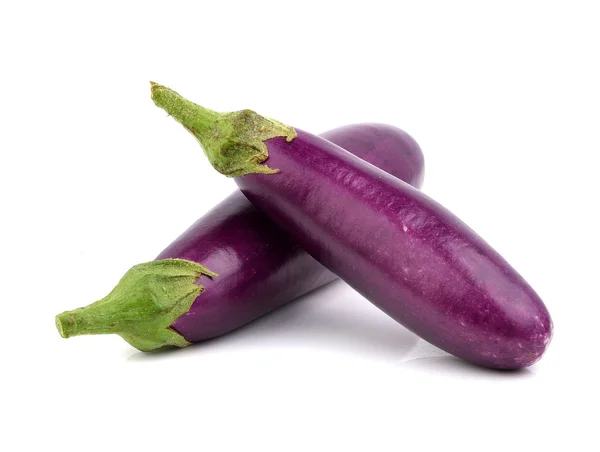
[55,315,67,338]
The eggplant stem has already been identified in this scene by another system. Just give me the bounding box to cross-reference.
[54,259,217,351]
[150,82,296,177]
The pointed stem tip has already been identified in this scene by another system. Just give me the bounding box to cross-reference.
[55,314,67,338]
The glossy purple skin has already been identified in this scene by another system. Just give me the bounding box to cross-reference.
[236,130,553,369]
[157,124,425,342]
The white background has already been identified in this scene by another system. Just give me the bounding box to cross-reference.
[1,1,599,451]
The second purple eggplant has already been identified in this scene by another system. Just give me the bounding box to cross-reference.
[55,123,424,350]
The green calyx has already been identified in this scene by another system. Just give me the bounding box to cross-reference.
[150,82,297,177]
[55,259,218,351]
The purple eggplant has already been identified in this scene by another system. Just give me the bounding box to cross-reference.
[149,83,553,369]
[55,123,425,351]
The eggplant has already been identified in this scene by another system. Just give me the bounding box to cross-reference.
[149,83,553,369]
[55,123,425,351]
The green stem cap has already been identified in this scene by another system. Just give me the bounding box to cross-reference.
[150,82,297,177]
[55,259,217,351]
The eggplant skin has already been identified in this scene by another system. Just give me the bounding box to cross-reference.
[157,124,425,343]
[320,123,425,190]
[236,130,553,369]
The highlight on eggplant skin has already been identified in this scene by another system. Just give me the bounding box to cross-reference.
[55,123,425,351]
[150,83,553,369]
